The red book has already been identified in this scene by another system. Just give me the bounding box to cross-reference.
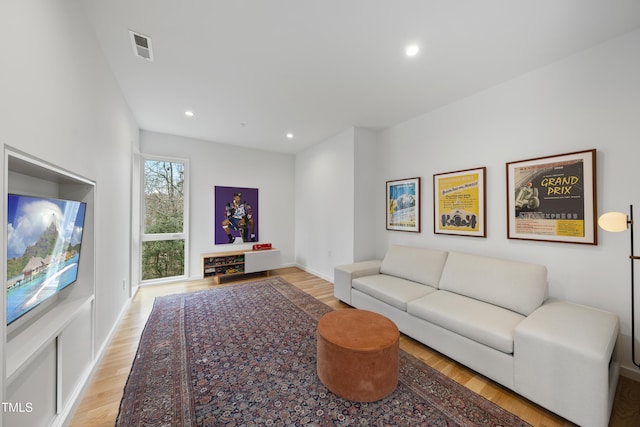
[252,243,272,251]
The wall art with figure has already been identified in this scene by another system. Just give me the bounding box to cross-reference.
[215,186,259,244]
[506,149,596,245]
[386,177,420,232]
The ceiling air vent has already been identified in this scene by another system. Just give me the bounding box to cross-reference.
[129,30,154,61]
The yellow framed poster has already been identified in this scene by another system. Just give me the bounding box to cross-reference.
[433,167,486,237]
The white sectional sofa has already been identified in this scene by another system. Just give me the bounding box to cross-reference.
[334,244,620,427]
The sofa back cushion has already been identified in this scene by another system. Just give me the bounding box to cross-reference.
[438,251,547,316]
[380,245,449,288]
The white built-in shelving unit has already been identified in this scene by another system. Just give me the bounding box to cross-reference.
[2,148,96,427]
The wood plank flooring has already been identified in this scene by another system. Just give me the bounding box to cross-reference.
[69,267,640,427]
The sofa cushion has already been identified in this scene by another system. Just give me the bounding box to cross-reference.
[352,274,437,312]
[407,290,525,354]
[380,245,448,288]
[438,252,547,316]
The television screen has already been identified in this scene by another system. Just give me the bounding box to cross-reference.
[6,194,87,325]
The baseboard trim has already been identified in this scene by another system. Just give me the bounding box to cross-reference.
[620,364,640,382]
[294,263,333,283]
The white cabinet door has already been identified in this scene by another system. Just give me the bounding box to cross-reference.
[244,249,281,273]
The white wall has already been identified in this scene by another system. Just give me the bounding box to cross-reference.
[140,131,295,278]
[0,0,138,353]
[353,128,379,262]
[375,29,640,374]
[0,0,138,424]
[295,128,356,280]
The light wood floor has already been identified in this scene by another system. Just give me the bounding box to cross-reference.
[70,267,640,427]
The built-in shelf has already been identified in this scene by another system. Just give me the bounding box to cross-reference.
[3,148,97,427]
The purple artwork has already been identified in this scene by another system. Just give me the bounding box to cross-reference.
[215,186,259,244]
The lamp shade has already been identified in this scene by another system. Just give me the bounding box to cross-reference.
[598,211,628,232]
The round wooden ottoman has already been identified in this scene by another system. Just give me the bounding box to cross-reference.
[316,309,399,402]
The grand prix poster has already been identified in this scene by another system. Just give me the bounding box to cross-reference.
[507,149,597,245]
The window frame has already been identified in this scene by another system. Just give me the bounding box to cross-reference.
[139,154,190,285]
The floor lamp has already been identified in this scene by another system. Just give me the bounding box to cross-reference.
[598,205,640,368]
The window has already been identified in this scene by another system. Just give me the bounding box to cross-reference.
[141,157,188,282]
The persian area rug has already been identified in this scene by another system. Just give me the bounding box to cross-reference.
[116,277,530,427]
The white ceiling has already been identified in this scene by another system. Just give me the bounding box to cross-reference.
[80,0,640,154]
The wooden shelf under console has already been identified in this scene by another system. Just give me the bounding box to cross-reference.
[201,248,281,283]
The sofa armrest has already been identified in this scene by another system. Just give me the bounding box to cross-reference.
[333,260,382,305]
[514,300,619,427]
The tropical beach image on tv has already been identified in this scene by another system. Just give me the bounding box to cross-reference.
[6,194,87,325]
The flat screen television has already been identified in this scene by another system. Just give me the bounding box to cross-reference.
[6,194,87,325]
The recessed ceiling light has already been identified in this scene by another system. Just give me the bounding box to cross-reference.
[184,110,194,117]
[286,133,294,139]
[405,44,419,57]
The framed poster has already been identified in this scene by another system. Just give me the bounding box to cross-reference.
[214,186,259,244]
[386,177,420,232]
[506,149,597,245]
[433,167,486,237]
